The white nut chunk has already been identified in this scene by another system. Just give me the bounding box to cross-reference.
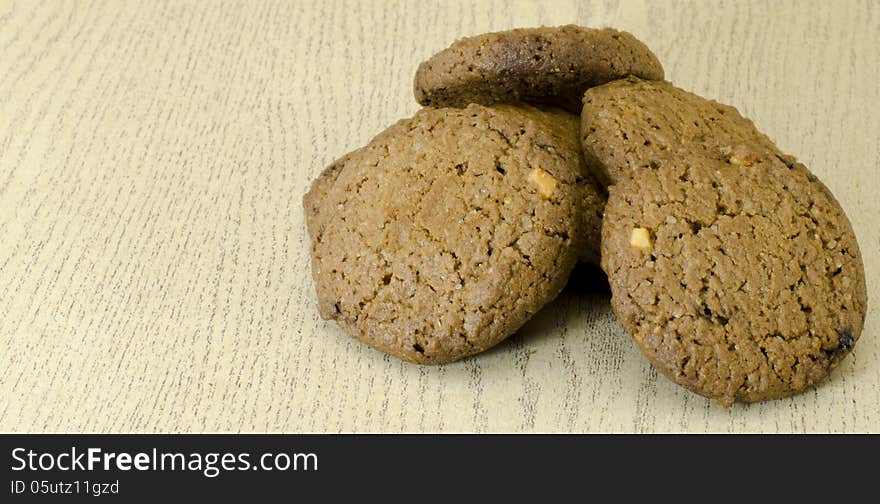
[725,144,758,167]
[528,168,557,200]
[629,227,652,250]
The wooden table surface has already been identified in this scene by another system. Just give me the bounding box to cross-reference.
[1,0,878,433]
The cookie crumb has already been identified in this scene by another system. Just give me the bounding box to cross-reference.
[528,168,558,199]
[629,227,652,250]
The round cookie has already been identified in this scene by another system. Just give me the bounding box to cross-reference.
[601,146,867,406]
[304,103,602,364]
[581,77,779,186]
[414,25,664,114]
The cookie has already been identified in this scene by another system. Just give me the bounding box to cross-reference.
[581,77,778,186]
[601,146,867,406]
[414,25,664,114]
[304,103,603,364]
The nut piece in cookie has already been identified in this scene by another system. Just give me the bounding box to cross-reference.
[629,227,652,250]
[304,104,604,364]
[415,25,664,113]
[528,168,558,200]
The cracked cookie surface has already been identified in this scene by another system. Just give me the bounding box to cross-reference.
[414,25,664,114]
[581,77,779,186]
[304,104,601,364]
[601,147,867,406]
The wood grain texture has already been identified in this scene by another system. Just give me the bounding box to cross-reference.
[1,0,877,433]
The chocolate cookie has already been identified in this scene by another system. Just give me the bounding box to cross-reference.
[581,77,778,186]
[601,146,867,406]
[304,103,603,364]
[414,25,664,114]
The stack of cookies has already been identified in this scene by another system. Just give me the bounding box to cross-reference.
[304,25,867,406]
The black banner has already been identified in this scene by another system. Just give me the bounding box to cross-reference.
[0,435,872,500]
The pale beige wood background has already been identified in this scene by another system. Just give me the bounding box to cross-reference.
[1,0,877,433]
